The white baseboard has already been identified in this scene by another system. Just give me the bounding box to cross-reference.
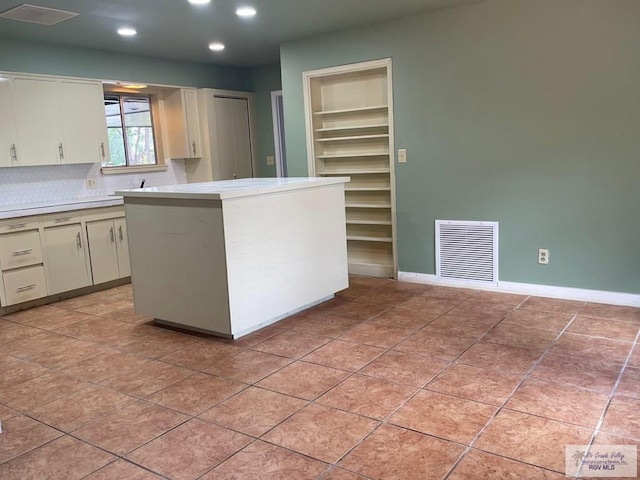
[398,272,640,308]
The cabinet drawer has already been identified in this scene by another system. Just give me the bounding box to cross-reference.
[3,265,47,306]
[40,212,84,228]
[0,218,38,234]
[0,230,43,270]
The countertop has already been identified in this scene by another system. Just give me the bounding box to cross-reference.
[0,196,124,220]
[115,177,350,201]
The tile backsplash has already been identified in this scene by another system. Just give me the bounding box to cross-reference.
[0,161,187,209]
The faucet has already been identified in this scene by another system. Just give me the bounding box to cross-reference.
[139,179,146,189]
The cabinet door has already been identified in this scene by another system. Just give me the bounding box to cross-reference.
[86,220,119,284]
[214,96,253,179]
[43,224,91,294]
[0,76,18,167]
[13,76,63,166]
[183,89,201,158]
[114,218,131,278]
[60,80,109,164]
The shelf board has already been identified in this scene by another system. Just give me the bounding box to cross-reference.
[316,124,389,133]
[346,219,392,226]
[319,168,390,175]
[314,105,388,116]
[317,152,389,159]
[344,187,391,192]
[317,134,389,142]
[345,203,392,209]
[347,235,393,243]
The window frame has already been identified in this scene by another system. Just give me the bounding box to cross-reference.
[103,92,160,169]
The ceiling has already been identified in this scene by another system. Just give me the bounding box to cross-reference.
[0,0,483,67]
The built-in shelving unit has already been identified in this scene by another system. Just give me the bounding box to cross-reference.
[304,59,397,278]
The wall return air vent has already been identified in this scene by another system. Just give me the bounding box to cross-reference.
[435,220,499,285]
[0,4,78,25]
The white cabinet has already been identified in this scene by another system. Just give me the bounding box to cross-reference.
[0,75,19,167]
[42,217,91,295]
[165,88,202,159]
[0,222,47,306]
[2,73,108,167]
[13,76,64,166]
[304,59,397,278]
[60,80,110,164]
[86,217,130,285]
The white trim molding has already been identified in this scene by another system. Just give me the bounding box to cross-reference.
[398,271,640,308]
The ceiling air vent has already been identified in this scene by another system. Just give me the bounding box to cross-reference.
[435,220,499,285]
[0,4,78,25]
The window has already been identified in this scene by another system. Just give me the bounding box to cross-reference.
[103,94,157,167]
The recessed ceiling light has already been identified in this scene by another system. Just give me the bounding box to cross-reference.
[117,27,137,37]
[236,6,256,17]
[188,0,210,4]
[122,84,148,89]
[209,42,225,52]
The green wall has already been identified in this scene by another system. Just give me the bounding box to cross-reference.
[247,63,282,177]
[0,38,249,90]
[281,0,640,294]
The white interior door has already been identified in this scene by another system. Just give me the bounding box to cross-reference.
[214,96,253,180]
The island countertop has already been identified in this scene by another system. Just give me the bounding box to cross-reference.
[115,177,350,200]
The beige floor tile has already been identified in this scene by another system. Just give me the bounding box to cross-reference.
[426,363,523,406]
[0,435,114,480]
[302,340,385,372]
[29,384,137,432]
[360,350,449,387]
[205,440,329,479]
[206,349,292,384]
[506,378,609,428]
[318,374,417,420]
[126,418,251,480]
[73,400,188,455]
[0,414,63,463]
[145,372,245,415]
[475,409,593,473]
[199,386,307,436]
[390,390,496,444]
[256,361,349,400]
[339,424,465,480]
[262,404,378,463]
[449,449,567,479]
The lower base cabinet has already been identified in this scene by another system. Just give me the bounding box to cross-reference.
[86,218,130,285]
[0,205,131,309]
[43,222,91,295]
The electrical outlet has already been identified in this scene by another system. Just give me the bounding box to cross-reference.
[266,155,275,166]
[538,248,549,265]
[398,148,407,164]
[86,178,97,189]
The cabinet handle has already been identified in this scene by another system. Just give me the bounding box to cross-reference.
[54,217,71,223]
[12,248,33,256]
[118,225,123,241]
[16,284,36,292]
[58,143,64,161]
[8,223,26,230]
[10,144,17,164]
[76,232,82,249]
[110,227,115,243]
[192,141,196,156]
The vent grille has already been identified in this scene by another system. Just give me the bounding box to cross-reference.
[435,220,498,285]
[0,4,78,25]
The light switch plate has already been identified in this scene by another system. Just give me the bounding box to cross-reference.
[266,155,275,166]
[398,149,407,163]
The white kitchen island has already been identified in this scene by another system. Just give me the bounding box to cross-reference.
[116,177,350,338]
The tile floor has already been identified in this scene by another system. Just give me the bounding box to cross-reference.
[0,276,639,479]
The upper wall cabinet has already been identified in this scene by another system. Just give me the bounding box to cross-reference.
[0,76,18,167]
[0,73,109,167]
[164,88,202,159]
